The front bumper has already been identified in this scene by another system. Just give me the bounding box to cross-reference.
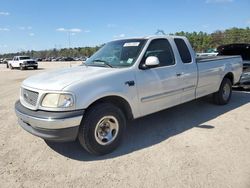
[22,63,37,67]
[15,100,84,141]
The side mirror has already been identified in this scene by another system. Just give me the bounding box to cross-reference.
[144,56,160,69]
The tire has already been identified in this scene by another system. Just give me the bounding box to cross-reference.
[34,66,38,70]
[6,63,9,68]
[78,103,126,155]
[213,78,232,105]
[9,64,13,70]
[20,65,24,70]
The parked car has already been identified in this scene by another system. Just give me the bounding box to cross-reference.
[217,43,250,89]
[8,56,38,70]
[35,58,43,62]
[44,57,52,61]
[15,36,242,155]
[53,57,61,61]
[80,56,87,61]
[62,57,75,61]
[4,58,13,68]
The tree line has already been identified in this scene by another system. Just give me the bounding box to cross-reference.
[0,46,102,59]
[1,27,250,58]
[174,27,250,52]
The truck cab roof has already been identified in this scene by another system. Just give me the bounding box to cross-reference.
[113,35,187,42]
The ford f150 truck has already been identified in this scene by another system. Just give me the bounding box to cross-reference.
[8,56,38,70]
[15,36,243,155]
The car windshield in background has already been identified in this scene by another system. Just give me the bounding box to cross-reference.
[19,57,30,60]
[85,39,147,68]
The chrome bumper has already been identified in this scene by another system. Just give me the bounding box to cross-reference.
[15,109,82,129]
[15,100,83,130]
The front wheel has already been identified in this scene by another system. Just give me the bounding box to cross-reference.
[213,78,232,105]
[78,103,126,155]
[20,65,25,70]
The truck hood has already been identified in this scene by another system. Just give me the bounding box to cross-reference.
[22,66,118,91]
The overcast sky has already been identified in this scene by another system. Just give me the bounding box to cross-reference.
[0,0,249,53]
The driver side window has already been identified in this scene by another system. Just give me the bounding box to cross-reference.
[141,39,175,67]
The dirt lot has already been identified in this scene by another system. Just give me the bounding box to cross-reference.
[0,62,250,188]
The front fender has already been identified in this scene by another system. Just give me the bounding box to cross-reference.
[63,70,140,118]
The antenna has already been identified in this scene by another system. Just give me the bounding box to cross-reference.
[155,29,166,35]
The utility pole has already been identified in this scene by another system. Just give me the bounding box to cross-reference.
[68,31,71,49]
[68,31,72,67]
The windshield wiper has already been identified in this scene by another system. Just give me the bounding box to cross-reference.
[92,59,113,68]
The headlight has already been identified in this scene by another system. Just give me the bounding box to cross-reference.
[41,93,74,108]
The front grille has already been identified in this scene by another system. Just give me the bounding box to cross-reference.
[22,88,39,106]
[27,61,36,64]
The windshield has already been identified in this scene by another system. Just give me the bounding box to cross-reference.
[85,39,147,68]
[19,56,30,60]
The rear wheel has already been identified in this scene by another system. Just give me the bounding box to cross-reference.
[213,78,232,105]
[34,66,38,70]
[9,64,13,70]
[78,103,126,155]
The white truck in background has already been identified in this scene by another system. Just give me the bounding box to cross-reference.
[8,56,38,70]
[15,36,243,155]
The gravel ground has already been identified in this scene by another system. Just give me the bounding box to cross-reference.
[0,62,250,188]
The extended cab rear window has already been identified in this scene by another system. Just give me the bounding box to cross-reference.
[174,38,192,63]
[19,57,30,60]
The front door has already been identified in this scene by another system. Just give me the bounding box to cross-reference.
[136,39,183,116]
[12,57,18,67]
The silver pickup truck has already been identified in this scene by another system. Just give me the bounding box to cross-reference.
[15,36,243,155]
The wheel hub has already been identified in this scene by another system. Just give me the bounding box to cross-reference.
[222,83,231,101]
[94,116,119,145]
